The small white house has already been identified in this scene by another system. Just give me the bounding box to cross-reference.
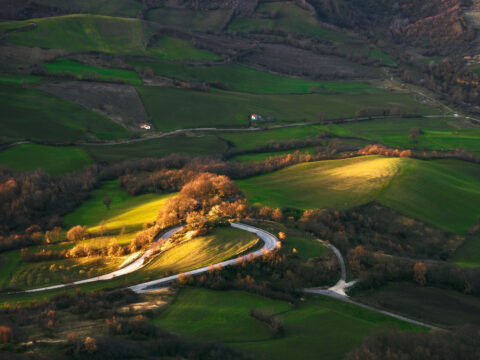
[140,123,151,130]
[250,114,262,121]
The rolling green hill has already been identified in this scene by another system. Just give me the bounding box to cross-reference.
[153,288,422,360]
[130,59,386,95]
[1,14,149,54]
[0,143,92,174]
[0,83,129,142]
[237,156,480,233]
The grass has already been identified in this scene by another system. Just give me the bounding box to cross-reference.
[130,59,385,94]
[149,36,219,60]
[6,255,126,290]
[135,85,435,131]
[0,73,42,84]
[62,180,175,233]
[2,14,149,54]
[153,287,423,360]
[2,181,175,290]
[282,235,326,259]
[0,143,93,174]
[228,2,347,41]
[333,117,480,154]
[237,156,480,233]
[354,282,480,327]
[83,134,228,163]
[0,83,129,142]
[451,236,480,267]
[44,59,142,85]
[368,49,398,66]
[143,227,259,276]
[146,7,230,32]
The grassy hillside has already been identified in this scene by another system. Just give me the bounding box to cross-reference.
[62,180,174,233]
[2,15,149,54]
[146,7,230,32]
[150,36,219,60]
[154,288,423,360]
[45,59,142,84]
[136,85,435,131]
[354,282,480,326]
[130,59,385,94]
[83,135,228,163]
[333,117,480,155]
[0,73,42,84]
[237,156,480,233]
[143,227,259,276]
[452,236,480,267]
[0,143,92,174]
[0,83,129,141]
[228,2,344,40]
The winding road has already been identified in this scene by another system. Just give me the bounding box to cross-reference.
[21,223,279,294]
[18,222,437,329]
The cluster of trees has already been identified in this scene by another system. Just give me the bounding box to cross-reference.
[298,203,457,258]
[348,247,480,296]
[346,326,480,360]
[418,58,480,107]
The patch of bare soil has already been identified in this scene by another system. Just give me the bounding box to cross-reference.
[36,81,150,131]
[239,43,380,80]
[0,44,67,72]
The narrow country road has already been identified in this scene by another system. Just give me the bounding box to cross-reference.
[18,223,437,330]
[302,238,439,330]
[21,223,279,294]
[23,226,183,293]
[129,223,279,293]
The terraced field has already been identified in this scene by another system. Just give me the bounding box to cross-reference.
[150,36,219,60]
[45,59,142,84]
[130,59,387,94]
[237,156,480,233]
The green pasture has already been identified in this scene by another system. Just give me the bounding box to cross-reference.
[0,73,42,84]
[136,85,435,131]
[143,227,259,276]
[154,287,423,360]
[354,282,480,327]
[0,143,93,174]
[368,49,398,66]
[83,134,228,163]
[63,180,174,233]
[150,36,219,60]
[237,156,480,233]
[130,59,385,94]
[2,15,149,54]
[0,83,129,142]
[333,117,480,154]
[45,59,142,84]
[452,236,480,267]
[228,2,346,41]
[146,7,230,32]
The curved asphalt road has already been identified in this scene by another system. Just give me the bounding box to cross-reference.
[21,223,279,294]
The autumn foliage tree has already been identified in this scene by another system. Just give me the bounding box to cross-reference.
[413,262,427,286]
[66,225,88,242]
